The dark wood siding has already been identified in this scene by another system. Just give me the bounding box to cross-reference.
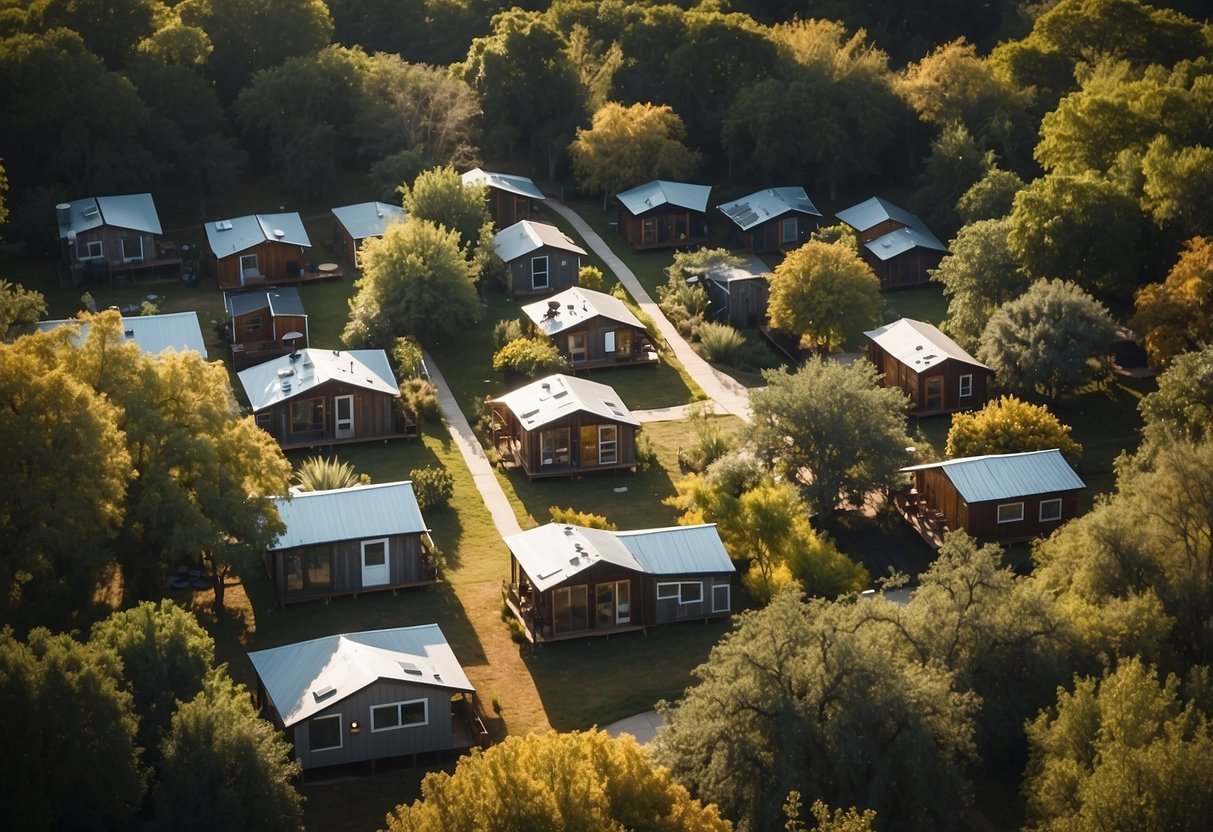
[506,246,582,297]
[63,226,182,285]
[553,318,652,369]
[256,381,404,448]
[869,345,991,415]
[494,405,638,479]
[332,220,358,268]
[739,215,816,253]
[865,247,946,290]
[270,533,434,604]
[617,206,709,251]
[488,188,535,228]
[911,468,1081,543]
[215,240,310,290]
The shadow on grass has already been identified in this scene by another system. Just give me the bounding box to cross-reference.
[498,457,681,531]
[830,509,937,587]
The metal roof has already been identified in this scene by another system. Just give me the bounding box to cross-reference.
[835,196,921,232]
[863,318,987,373]
[331,201,406,241]
[503,522,733,592]
[225,286,306,318]
[864,226,947,260]
[238,348,398,411]
[36,311,208,358]
[271,481,426,550]
[494,220,586,263]
[204,212,312,258]
[247,624,473,727]
[521,287,643,336]
[718,186,821,231]
[901,449,1085,503]
[461,167,545,200]
[491,373,639,431]
[616,180,712,216]
[57,193,163,238]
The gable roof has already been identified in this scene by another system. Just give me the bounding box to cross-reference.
[494,220,587,263]
[521,287,643,336]
[205,212,311,258]
[461,167,545,200]
[503,522,733,592]
[863,318,988,373]
[835,196,922,233]
[491,373,639,431]
[864,225,947,260]
[225,286,306,319]
[616,180,712,216]
[271,481,426,550]
[901,449,1085,503]
[57,193,163,238]
[247,624,473,727]
[718,187,821,231]
[36,311,208,358]
[331,202,406,241]
[238,348,398,411]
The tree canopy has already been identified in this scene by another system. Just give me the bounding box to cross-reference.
[931,216,1029,350]
[766,240,880,353]
[1133,236,1213,368]
[946,395,1082,464]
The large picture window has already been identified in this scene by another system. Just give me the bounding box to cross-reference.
[1039,498,1063,522]
[284,550,332,592]
[997,502,1025,524]
[531,255,549,290]
[553,585,589,632]
[658,582,703,604]
[290,397,325,432]
[371,699,427,732]
[309,714,342,752]
[540,428,570,466]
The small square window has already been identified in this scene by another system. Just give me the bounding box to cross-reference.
[1039,498,1063,522]
[309,714,342,752]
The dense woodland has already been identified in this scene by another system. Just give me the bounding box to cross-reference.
[4,0,1213,830]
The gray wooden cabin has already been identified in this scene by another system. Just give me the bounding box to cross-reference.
[494,220,586,297]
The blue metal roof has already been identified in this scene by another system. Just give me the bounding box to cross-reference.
[616,180,712,216]
[494,220,586,263]
[864,226,947,260]
[225,286,306,318]
[37,311,207,358]
[58,193,162,238]
[521,287,643,336]
[617,525,734,575]
[835,196,920,232]
[331,201,406,240]
[718,186,821,231]
[238,348,398,411]
[462,168,545,200]
[205,212,311,258]
[902,450,1085,503]
[271,481,426,549]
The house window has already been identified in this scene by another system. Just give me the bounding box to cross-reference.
[121,236,143,261]
[674,214,689,240]
[959,374,973,398]
[371,699,428,732]
[604,331,616,353]
[240,253,259,278]
[641,218,657,245]
[596,580,631,627]
[568,333,587,362]
[540,428,570,466]
[781,217,798,243]
[79,239,104,260]
[997,502,1025,524]
[531,256,549,290]
[553,585,589,632]
[309,714,342,752]
[712,583,730,612]
[658,582,703,604]
[924,376,944,411]
[255,411,272,428]
[290,397,325,432]
[598,425,618,465]
[284,550,332,591]
[246,315,263,332]
[1039,498,1063,522]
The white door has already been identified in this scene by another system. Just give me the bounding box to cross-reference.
[361,539,389,587]
[334,395,354,439]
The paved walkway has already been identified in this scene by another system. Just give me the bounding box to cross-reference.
[631,402,715,423]
[545,200,753,422]
[602,709,666,745]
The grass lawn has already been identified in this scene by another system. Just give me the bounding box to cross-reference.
[881,284,948,325]
[299,760,443,832]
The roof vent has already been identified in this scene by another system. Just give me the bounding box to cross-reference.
[83,205,100,219]
[273,228,285,238]
[281,379,292,393]
[124,329,134,337]
[277,367,295,378]
[398,661,423,676]
[215,220,232,231]
[312,685,336,702]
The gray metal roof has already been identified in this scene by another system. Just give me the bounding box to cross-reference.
[835,196,920,232]
[718,186,821,231]
[225,286,306,318]
[494,220,587,263]
[238,348,398,411]
[616,180,712,216]
[204,212,311,258]
[461,167,545,200]
[57,193,163,238]
[503,522,732,592]
[521,287,643,336]
[901,449,1085,503]
[863,318,987,372]
[247,624,473,727]
[491,373,639,431]
[271,481,426,550]
[331,201,406,241]
[864,226,947,260]
[37,311,208,358]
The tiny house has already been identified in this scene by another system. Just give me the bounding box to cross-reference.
[494,220,586,297]
[835,197,947,289]
[330,202,405,268]
[864,318,992,415]
[205,213,313,290]
[224,287,309,370]
[615,180,711,251]
[462,168,545,228]
[521,287,655,369]
[56,194,182,285]
[718,187,820,253]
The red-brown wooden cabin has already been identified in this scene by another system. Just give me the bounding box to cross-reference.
[865,318,992,415]
[615,180,712,251]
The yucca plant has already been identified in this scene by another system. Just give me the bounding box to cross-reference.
[294,456,366,492]
[696,321,747,364]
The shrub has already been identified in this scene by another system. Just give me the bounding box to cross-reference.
[400,377,441,426]
[697,321,747,363]
[492,319,525,349]
[677,403,732,472]
[579,265,605,291]
[549,506,617,530]
[657,271,710,326]
[392,336,426,379]
[410,465,454,511]
[295,456,368,491]
[492,337,570,376]
[634,431,658,472]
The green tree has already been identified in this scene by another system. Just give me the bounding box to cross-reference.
[911,122,995,239]
[1023,657,1213,832]
[89,600,216,765]
[409,465,453,512]
[1132,236,1213,367]
[28,0,166,69]
[400,165,490,250]
[343,218,479,348]
[767,240,880,353]
[0,628,144,831]
[946,395,1082,463]
[0,279,46,338]
[149,674,303,832]
[749,358,912,521]
[978,279,1118,399]
[385,729,732,832]
[955,168,1024,224]
[578,264,605,291]
[548,506,616,530]
[492,336,570,376]
[294,456,367,491]
[932,217,1030,350]
[1142,136,1213,241]
[1138,344,1213,449]
[569,102,700,208]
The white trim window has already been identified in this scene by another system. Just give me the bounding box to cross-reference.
[1039,498,1063,522]
[240,253,259,279]
[371,699,428,732]
[712,583,730,612]
[604,330,616,353]
[531,255,549,290]
[959,374,973,398]
[657,581,703,604]
[997,502,1025,524]
[309,714,343,752]
[121,236,144,262]
[781,217,798,244]
[79,239,104,260]
[598,425,618,465]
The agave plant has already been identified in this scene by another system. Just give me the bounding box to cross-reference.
[294,456,366,492]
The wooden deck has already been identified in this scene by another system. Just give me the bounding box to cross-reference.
[276,428,418,451]
[503,583,646,644]
[892,492,947,550]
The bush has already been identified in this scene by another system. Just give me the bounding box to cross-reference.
[579,265,605,291]
[492,337,570,376]
[696,321,747,363]
[549,506,616,530]
[410,465,454,511]
[677,403,732,472]
[634,431,659,472]
[657,271,710,326]
[392,336,426,379]
[492,319,525,349]
[295,456,368,491]
[400,377,441,426]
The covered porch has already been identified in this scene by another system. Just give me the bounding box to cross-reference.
[502,580,646,644]
[892,490,947,550]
